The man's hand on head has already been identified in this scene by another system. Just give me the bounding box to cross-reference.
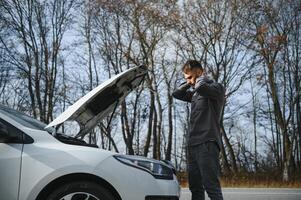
[178,82,191,91]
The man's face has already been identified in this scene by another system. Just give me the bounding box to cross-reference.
[183,68,203,86]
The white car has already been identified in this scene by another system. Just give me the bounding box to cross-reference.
[0,66,180,200]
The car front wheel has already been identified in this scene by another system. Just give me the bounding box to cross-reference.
[46,181,115,200]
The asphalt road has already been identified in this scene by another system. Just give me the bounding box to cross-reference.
[180,188,301,200]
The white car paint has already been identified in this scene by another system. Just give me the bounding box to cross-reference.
[0,143,22,200]
[0,112,180,200]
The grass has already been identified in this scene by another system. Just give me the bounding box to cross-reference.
[177,171,301,188]
[220,177,301,188]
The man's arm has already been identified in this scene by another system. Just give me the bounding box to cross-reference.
[172,82,193,102]
[193,76,225,100]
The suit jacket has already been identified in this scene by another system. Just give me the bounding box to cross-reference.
[172,75,225,149]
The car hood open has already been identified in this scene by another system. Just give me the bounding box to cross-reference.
[45,65,147,136]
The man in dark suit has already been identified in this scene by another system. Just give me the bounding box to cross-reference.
[173,60,224,200]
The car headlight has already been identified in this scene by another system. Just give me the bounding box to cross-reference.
[113,155,174,180]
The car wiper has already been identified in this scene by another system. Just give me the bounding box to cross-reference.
[55,133,98,148]
[44,126,56,135]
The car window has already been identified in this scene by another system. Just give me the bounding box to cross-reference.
[0,119,23,143]
[0,120,9,135]
[0,105,47,131]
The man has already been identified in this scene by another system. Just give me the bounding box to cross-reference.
[172,60,224,200]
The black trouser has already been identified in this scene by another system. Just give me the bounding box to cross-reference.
[187,142,223,200]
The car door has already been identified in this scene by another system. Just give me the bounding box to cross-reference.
[0,118,24,200]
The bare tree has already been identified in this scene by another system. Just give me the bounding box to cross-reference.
[95,0,179,158]
[0,0,78,122]
[241,0,301,181]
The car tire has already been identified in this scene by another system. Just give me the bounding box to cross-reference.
[46,181,115,200]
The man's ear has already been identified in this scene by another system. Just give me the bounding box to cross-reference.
[196,68,203,76]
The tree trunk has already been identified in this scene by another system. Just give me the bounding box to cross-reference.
[221,125,238,173]
[220,136,231,174]
[165,94,173,161]
[267,62,291,181]
[121,101,134,155]
[144,90,155,157]
[152,105,158,159]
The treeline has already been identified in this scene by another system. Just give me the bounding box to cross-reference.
[0,0,300,182]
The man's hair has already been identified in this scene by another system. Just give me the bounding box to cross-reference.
[182,60,203,73]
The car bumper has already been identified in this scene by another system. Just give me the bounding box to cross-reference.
[94,156,181,200]
[145,195,179,200]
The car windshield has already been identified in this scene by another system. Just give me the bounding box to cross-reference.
[0,105,53,133]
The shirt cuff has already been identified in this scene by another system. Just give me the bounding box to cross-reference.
[195,75,209,86]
